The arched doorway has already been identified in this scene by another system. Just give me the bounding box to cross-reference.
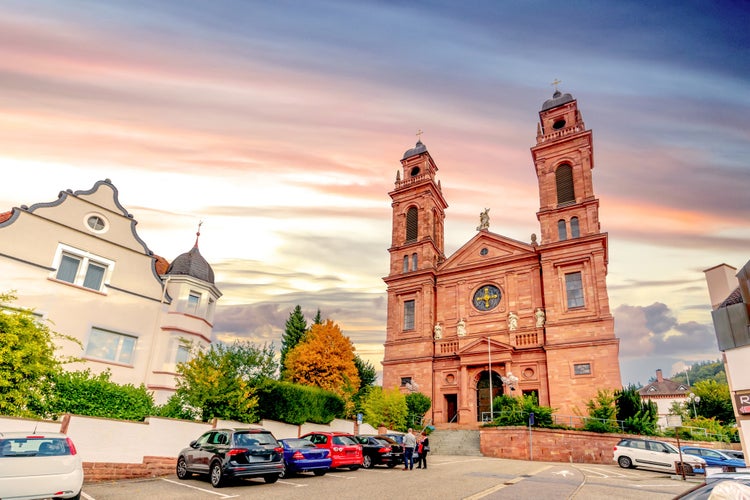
[476,370,503,422]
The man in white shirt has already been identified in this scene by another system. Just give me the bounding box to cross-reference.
[403,428,417,470]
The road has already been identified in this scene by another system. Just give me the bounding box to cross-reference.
[81,455,702,500]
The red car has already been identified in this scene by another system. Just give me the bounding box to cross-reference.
[299,432,363,470]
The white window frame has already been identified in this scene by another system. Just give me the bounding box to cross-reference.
[84,327,137,365]
[52,244,114,292]
[187,291,201,314]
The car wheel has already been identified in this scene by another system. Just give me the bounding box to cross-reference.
[176,457,191,479]
[313,469,326,476]
[264,474,280,484]
[349,465,360,471]
[618,456,633,469]
[279,461,291,479]
[210,461,225,488]
[363,455,373,468]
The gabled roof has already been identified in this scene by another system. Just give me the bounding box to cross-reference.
[439,230,535,273]
[638,378,689,396]
[458,337,514,356]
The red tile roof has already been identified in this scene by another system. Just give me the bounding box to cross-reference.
[0,211,11,223]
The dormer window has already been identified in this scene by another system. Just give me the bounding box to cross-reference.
[648,386,657,392]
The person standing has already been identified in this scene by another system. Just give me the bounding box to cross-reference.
[416,431,429,469]
[402,428,417,470]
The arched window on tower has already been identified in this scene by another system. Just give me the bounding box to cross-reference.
[403,255,409,273]
[555,164,575,205]
[406,207,418,243]
[411,253,418,271]
[571,217,580,238]
[558,219,567,241]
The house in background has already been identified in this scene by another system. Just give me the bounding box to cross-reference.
[704,261,750,463]
[638,369,690,428]
[0,179,220,404]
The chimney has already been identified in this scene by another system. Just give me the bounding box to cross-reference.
[656,369,663,383]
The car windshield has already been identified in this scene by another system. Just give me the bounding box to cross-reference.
[374,438,392,446]
[234,432,276,447]
[282,439,315,448]
[0,437,71,457]
[333,435,358,446]
[663,442,679,453]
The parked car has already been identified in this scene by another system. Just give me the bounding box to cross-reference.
[718,449,745,461]
[382,433,405,445]
[0,431,84,500]
[299,432,363,470]
[675,471,750,499]
[613,438,706,474]
[278,438,332,478]
[355,435,403,468]
[681,446,746,469]
[176,428,283,488]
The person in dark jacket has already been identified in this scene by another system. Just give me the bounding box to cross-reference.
[416,431,429,469]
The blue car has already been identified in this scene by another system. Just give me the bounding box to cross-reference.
[278,438,332,478]
[681,446,746,469]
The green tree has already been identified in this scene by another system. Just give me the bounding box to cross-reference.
[362,386,407,430]
[491,394,553,427]
[174,341,277,422]
[582,389,620,433]
[693,379,734,424]
[0,292,79,417]
[312,309,323,325]
[616,385,658,435]
[45,369,155,421]
[405,392,431,428]
[672,360,727,386]
[354,355,377,390]
[280,305,307,379]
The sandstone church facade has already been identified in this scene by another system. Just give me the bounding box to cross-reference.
[382,90,622,425]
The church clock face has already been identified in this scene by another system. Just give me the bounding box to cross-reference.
[473,285,501,311]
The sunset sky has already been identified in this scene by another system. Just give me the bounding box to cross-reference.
[1,1,748,387]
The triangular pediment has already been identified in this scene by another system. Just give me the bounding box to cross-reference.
[458,337,515,356]
[440,231,535,272]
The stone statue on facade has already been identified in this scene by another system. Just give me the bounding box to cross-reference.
[535,308,546,328]
[433,322,442,340]
[477,208,490,231]
[457,318,466,337]
[508,311,518,331]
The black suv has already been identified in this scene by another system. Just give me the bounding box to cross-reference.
[176,428,284,488]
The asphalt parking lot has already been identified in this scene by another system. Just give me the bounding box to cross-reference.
[80,455,703,500]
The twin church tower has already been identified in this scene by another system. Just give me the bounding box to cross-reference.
[382,90,622,424]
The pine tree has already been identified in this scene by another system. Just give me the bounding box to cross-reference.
[312,308,323,325]
[279,305,307,379]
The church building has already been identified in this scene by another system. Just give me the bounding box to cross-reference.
[382,90,622,425]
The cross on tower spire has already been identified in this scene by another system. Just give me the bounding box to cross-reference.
[551,78,562,91]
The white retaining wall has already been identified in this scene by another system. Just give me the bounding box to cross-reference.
[0,415,378,464]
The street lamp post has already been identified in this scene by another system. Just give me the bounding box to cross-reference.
[687,392,700,419]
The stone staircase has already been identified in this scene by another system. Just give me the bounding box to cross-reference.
[428,429,482,456]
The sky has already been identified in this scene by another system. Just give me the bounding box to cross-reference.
[0,0,748,387]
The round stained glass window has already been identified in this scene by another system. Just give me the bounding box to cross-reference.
[472,285,501,311]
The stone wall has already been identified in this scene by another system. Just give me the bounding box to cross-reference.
[481,426,730,464]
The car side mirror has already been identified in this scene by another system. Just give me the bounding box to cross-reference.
[190,440,199,448]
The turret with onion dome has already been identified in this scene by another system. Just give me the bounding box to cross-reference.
[165,226,216,284]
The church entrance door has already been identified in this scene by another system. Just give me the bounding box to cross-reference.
[476,371,503,422]
[445,394,457,423]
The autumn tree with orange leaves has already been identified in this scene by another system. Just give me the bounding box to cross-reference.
[283,320,360,411]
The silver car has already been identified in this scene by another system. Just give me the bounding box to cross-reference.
[0,431,84,499]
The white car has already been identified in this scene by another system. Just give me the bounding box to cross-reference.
[613,437,706,474]
[0,431,84,499]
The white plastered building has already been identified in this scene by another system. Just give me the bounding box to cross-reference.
[0,179,220,405]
